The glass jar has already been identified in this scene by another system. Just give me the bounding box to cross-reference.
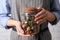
[22,8,40,35]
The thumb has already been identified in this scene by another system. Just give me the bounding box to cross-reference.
[37,7,42,11]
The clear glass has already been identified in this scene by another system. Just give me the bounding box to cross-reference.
[22,8,40,35]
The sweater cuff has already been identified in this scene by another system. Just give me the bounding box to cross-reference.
[0,17,10,28]
[49,12,60,25]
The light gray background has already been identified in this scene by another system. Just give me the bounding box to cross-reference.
[0,21,60,40]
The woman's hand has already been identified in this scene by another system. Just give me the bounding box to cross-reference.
[34,8,56,24]
[7,19,30,36]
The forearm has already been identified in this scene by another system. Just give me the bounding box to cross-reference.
[46,11,56,22]
[7,19,20,27]
[7,19,15,27]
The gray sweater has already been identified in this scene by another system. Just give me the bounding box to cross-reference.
[10,0,52,40]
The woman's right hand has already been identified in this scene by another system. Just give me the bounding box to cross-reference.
[7,19,30,36]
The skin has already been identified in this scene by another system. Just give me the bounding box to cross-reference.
[34,8,56,24]
[7,8,56,36]
[7,19,30,36]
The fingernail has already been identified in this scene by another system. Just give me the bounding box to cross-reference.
[37,7,41,9]
[35,15,37,17]
[17,33,20,36]
[22,32,24,33]
[34,15,37,17]
[37,22,38,24]
[34,19,36,21]
[21,31,24,33]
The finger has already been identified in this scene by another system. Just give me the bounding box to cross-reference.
[16,28,21,35]
[36,17,47,24]
[18,32,31,37]
[19,27,24,33]
[16,28,25,36]
[34,12,47,21]
[17,28,32,37]
[35,8,46,17]
[16,24,24,34]
[37,7,41,9]
[37,7,42,12]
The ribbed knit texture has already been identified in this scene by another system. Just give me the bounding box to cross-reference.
[10,0,51,40]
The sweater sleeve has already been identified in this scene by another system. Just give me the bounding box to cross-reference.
[50,0,60,25]
[0,0,11,28]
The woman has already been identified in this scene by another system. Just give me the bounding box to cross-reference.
[0,0,60,40]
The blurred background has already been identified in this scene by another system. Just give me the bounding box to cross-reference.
[0,21,60,40]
